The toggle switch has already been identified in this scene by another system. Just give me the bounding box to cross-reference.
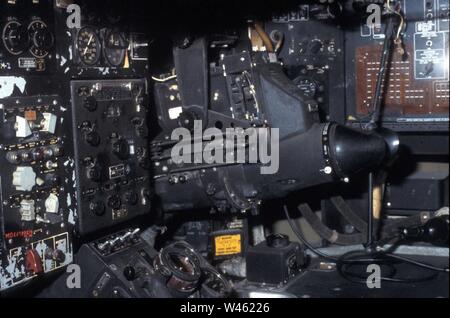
[45,161,58,170]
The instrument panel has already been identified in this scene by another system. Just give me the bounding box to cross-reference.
[1,0,150,293]
[0,95,75,291]
[346,0,450,131]
[0,0,448,298]
[70,79,151,236]
[0,0,55,74]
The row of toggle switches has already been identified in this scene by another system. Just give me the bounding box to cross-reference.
[96,228,141,255]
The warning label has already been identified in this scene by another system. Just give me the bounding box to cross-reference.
[214,234,242,256]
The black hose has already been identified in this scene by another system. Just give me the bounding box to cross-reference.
[283,205,338,261]
[298,203,366,245]
[330,196,368,234]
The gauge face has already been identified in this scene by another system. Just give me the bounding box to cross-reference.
[76,27,101,66]
[28,20,53,58]
[2,21,29,55]
[104,31,127,67]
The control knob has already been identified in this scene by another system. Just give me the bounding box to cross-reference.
[84,130,101,146]
[89,201,105,216]
[112,139,129,160]
[83,96,98,112]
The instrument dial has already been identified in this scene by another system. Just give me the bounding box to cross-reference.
[2,20,29,55]
[104,31,127,66]
[294,78,318,98]
[28,20,53,58]
[76,27,101,66]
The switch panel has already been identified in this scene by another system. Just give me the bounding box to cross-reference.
[0,95,75,292]
[70,79,151,236]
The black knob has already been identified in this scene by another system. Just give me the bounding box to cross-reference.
[177,110,199,131]
[32,27,54,51]
[107,194,122,210]
[51,145,64,157]
[45,174,61,187]
[124,191,139,206]
[89,201,105,216]
[83,96,98,112]
[45,248,66,263]
[31,148,44,161]
[266,233,290,248]
[179,175,187,183]
[123,266,136,281]
[20,151,33,162]
[84,131,101,146]
[112,139,129,160]
[422,215,449,246]
[86,166,101,182]
[309,40,323,54]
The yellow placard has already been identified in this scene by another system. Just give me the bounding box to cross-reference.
[214,234,242,256]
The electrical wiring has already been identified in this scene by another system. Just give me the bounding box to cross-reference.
[254,22,275,53]
[386,0,405,44]
[283,205,449,285]
[283,205,338,261]
[151,74,178,82]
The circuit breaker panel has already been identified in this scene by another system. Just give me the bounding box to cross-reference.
[0,95,75,291]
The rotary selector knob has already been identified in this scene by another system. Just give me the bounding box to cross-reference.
[107,194,122,210]
[124,191,138,206]
[309,39,323,54]
[112,139,129,160]
[123,266,137,281]
[83,96,98,112]
[84,130,101,146]
[89,201,105,216]
[32,148,45,161]
[86,166,102,182]
[13,166,36,191]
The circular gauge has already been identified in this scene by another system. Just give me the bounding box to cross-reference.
[76,27,101,66]
[294,78,318,98]
[28,20,53,58]
[2,21,29,55]
[104,31,127,66]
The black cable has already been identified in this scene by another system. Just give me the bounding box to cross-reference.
[337,249,439,284]
[366,14,396,130]
[298,203,366,245]
[330,196,368,234]
[384,253,449,273]
[283,205,449,285]
[283,205,338,261]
